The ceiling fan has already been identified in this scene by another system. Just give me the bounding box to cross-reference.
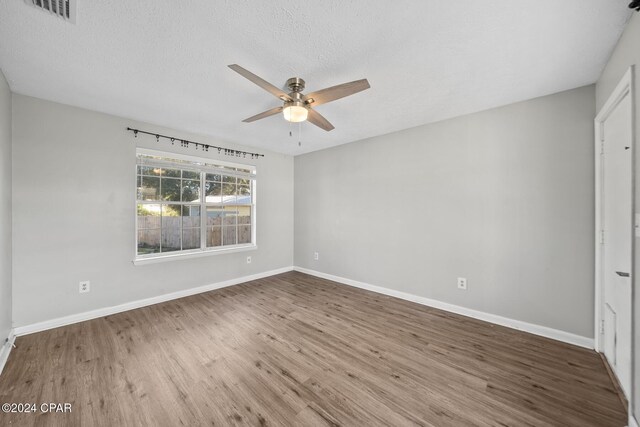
[228,64,370,131]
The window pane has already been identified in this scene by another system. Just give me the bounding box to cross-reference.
[222,206,242,246]
[162,168,181,178]
[237,186,251,204]
[138,204,161,228]
[205,181,221,198]
[138,166,160,176]
[223,226,237,245]
[206,207,223,248]
[238,225,251,244]
[238,178,250,186]
[207,226,222,247]
[161,204,181,252]
[182,227,200,250]
[223,208,237,226]
[206,206,224,221]
[162,204,181,219]
[182,206,200,250]
[161,177,181,201]
[161,229,181,252]
[237,208,251,225]
[182,206,200,249]
[237,207,251,245]
[182,170,199,180]
[222,183,236,196]
[222,195,237,207]
[182,205,200,226]
[138,229,160,255]
[223,175,236,184]
[206,173,221,182]
[140,176,160,201]
[182,180,200,202]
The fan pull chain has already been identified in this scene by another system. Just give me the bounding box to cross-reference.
[298,122,302,147]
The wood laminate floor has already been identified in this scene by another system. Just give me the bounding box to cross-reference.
[0,272,627,426]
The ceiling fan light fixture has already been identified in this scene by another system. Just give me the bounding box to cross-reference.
[228,64,369,131]
[283,103,308,123]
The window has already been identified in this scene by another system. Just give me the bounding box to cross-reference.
[136,149,256,261]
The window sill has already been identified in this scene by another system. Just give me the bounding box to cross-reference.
[133,244,257,266]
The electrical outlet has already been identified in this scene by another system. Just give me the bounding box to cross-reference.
[246,256,252,264]
[457,277,467,290]
[314,252,319,261]
[79,281,90,293]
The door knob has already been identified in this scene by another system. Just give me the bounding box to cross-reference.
[616,271,630,277]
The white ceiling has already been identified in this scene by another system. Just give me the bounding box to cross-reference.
[0,1,632,155]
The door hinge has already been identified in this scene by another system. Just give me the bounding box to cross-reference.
[599,124,605,142]
[600,319,605,334]
[600,230,605,244]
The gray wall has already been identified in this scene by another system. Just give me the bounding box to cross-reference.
[295,85,595,338]
[11,95,293,327]
[0,70,11,342]
[596,11,640,422]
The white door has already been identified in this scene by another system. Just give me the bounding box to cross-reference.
[600,89,633,397]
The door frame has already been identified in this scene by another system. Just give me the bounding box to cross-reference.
[594,66,635,394]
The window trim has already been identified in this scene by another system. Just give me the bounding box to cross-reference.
[134,148,257,264]
[132,244,258,266]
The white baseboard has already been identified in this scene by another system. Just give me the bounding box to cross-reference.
[630,412,639,427]
[294,266,594,349]
[14,266,294,336]
[0,329,16,376]
[10,265,594,350]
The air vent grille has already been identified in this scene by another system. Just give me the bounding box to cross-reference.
[27,0,76,23]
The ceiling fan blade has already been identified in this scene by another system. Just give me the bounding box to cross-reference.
[307,109,335,131]
[304,79,370,107]
[242,106,283,123]
[228,64,292,101]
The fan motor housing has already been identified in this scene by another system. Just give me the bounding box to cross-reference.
[286,77,305,93]
[286,91,307,108]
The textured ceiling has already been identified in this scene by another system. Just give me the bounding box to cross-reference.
[0,1,632,155]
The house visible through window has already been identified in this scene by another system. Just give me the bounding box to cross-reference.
[136,149,256,259]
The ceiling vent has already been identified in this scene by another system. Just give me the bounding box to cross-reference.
[26,0,76,23]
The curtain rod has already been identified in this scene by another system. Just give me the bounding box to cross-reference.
[127,127,265,159]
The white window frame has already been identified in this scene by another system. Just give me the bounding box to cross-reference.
[134,148,257,265]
